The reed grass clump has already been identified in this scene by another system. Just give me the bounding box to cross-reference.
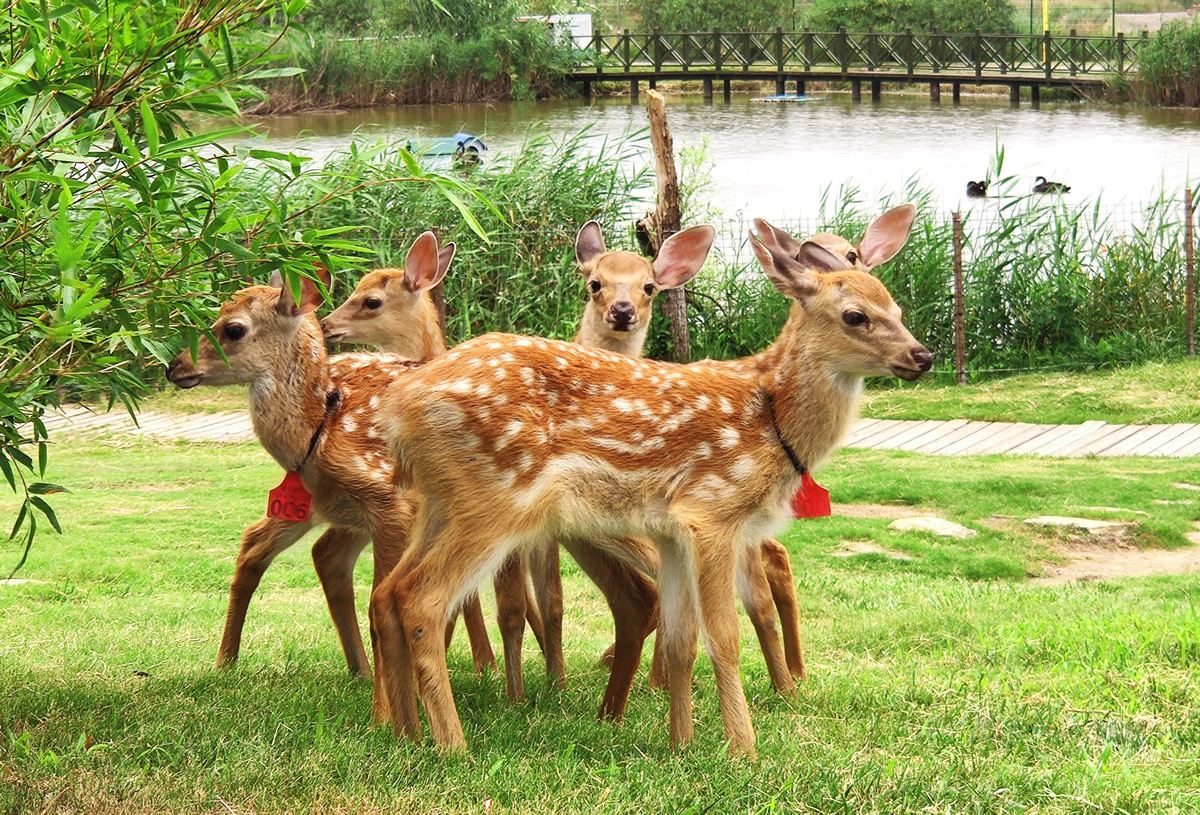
[1130,18,1200,107]
[273,129,651,342]
[252,26,575,111]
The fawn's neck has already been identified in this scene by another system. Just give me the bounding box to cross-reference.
[379,294,447,360]
[248,318,335,472]
[754,304,863,472]
[574,307,649,357]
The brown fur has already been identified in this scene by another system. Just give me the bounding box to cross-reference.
[528,221,806,715]
[369,219,932,756]
[167,258,493,708]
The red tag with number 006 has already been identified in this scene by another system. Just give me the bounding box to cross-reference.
[267,471,313,522]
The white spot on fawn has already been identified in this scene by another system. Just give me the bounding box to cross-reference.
[719,427,740,449]
[342,416,358,433]
[719,396,734,414]
[729,455,756,482]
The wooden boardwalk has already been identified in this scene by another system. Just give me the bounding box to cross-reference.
[42,406,1200,458]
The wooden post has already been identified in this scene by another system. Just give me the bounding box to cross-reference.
[1187,187,1196,356]
[722,78,731,102]
[870,79,881,101]
[641,90,690,362]
[851,78,861,102]
[952,211,967,384]
[952,81,961,103]
[703,77,713,102]
[930,81,940,102]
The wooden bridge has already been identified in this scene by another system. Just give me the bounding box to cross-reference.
[570,30,1148,104]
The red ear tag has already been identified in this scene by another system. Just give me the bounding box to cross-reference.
[267,471,313,523]
[792,472,831,519]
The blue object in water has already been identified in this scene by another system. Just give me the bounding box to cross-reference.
[753,94,822,103]
[405,132,487,164]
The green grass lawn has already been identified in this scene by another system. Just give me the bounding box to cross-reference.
[3,440,1199,813]
[134,358,1200,426]
[862,358,1200,424]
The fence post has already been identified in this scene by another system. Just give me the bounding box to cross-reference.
[953,211,967,385]
[641,90,690,362]
[623,28,631,71]
[905,27,914,78]
[1043,29,1052,80]
[1187,187,1196,356]
[1116,32,1125,76]
[838,27,849,73]
[803,29,813,70]
[653,30,662,72]
[1068,28,1078,76]
[594,28,602,73]
[974,28,983,78]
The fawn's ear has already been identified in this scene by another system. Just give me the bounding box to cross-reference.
[403,231,444,292]
[652,225,715,289]
[754,219,805,259]
[276,263,331,317]
[750,220,819,300]
[859,203,917,269]
[575,220,607,270]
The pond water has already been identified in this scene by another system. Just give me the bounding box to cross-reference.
[248,93,1200,223]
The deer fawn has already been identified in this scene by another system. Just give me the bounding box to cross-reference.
[165,233,495,700]
[368,213,932,756]
[528,221,808,705]
[320,237,559,703]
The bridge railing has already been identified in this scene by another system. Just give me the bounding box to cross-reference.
[580,30,1147,78]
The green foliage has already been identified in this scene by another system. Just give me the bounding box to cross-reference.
[651,162,1193,371]
[635,0,784,32]
[258,128,650,343]
[259,24,575,109]
[0,0,489,572]
[805,0,1017,34]
[302,0,373,33]
[1131,19,1200,107]
[395,0,523,38]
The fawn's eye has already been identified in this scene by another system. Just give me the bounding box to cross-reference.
[364,297,383,310]
[846,251,858,265]
[588,280,602,295]
[223,323,247,342]
[643,282,656,296]
[842,311,868,327]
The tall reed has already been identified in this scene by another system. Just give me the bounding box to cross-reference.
[1131,19,1200,107]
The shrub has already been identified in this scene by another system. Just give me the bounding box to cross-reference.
[1131,19,1200,107]
[634,0,785,33]
[804,0,1017,34]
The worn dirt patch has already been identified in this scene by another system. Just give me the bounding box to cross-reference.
[1032,522,1200,585]
[832,540,915,561]
[834,503,928,520]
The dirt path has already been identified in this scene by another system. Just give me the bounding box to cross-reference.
[1031,523,1200,585]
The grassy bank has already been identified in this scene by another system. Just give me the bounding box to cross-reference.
[862,358,1200,424]
[3,439,1199,813]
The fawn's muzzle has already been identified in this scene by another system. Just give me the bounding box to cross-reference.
[320,319,346,342]
[608,301,637,330]
[166,357,202,389]
[889,346,933,382]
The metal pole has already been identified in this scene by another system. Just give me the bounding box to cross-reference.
[953,211,967,384]
[1186,187,1196,356]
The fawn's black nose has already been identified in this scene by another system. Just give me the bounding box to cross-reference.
[166,358,183,379]
[610,301,636,325]
[911,348,934,372]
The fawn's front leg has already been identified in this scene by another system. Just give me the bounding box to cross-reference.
[737,542,795,696]
[217,515,313,669]
[528,540,565,687]
[760,537,806,680]
[695,531,756,759]
[312,526,372,677]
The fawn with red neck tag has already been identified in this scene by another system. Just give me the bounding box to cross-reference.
[165,234,495,711]
[369,216,933,756]
[322,232,562,702]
